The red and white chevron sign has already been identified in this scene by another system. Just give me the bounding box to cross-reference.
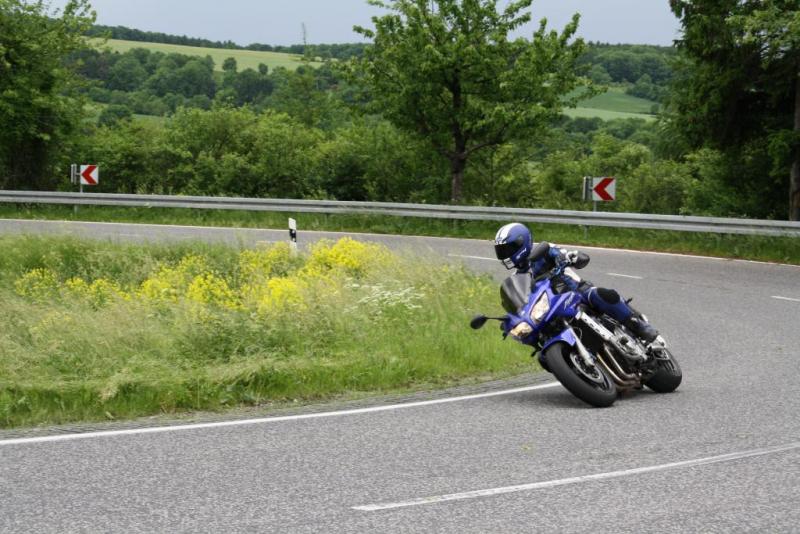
[80,165,99,186]
[592,177,616,202]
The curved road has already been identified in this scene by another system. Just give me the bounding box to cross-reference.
[1,219,799,533]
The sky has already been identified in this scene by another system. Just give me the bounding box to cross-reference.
[48,0,681,47]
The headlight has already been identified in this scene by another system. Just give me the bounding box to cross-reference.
[530,292,550,322]
[510,322,533,338]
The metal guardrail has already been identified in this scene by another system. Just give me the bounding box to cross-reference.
[1,190,799,237]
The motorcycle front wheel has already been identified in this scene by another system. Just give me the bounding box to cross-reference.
[644,349,682,393]
[545,342,617,407]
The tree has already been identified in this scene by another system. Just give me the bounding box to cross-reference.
[270,66,329,127]
[147,57,216,98]
[732,2,800,219]
[351,0,587,203]
[669,0,800,219]
[107,55,148,91]
[222,57,238,74]
[0,0,95,189]
[98,104,133,126]
[232,68,273,105]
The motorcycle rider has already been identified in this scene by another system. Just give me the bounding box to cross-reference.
[493,222,659,346]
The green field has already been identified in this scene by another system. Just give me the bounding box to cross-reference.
[565,86,658,121]
[95,39,320,72]
[579,87,657,114]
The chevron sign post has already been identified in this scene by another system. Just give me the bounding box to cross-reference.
[69,164,99,214]
[591,177,615,202]
[79,165,99,186]
[583,176,616,215]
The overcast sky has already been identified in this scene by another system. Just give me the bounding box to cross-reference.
[48,0,681,46]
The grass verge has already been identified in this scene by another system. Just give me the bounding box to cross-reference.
[0,235,530,428]
[2,204,800,265]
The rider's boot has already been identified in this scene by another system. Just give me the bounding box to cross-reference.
[625,315,658,344]
[625,314,668,358]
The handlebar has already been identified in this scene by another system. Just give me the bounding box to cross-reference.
[533,260,568,283]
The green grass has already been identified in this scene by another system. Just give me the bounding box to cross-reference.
[564,86,658,121]
[579,87,657,114]
[0,234,531,428]
[95,38,321,72]
[2,204,799,265]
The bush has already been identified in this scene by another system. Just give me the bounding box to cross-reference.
[98,104,133,127]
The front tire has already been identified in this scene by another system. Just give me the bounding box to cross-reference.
[645,350,682,393]
[545,342,617,407]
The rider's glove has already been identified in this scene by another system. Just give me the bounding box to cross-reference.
[564,250,580,265]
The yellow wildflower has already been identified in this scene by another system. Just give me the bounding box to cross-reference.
[238,242,299,282]
[14,268,59,301]
[303,237,390,279]
[186,273,242,310]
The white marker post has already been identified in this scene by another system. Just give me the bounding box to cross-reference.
[288,218,298,256]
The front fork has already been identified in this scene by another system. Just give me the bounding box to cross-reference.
[541,319,597,369]
[572,331,596,368]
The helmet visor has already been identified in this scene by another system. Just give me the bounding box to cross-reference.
[494,242,518,260]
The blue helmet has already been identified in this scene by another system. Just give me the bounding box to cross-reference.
[494,223,533,270]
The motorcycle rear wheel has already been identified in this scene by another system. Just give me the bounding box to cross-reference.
[545,342,617,407]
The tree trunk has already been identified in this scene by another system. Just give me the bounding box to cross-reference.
[791,69,800,221]
[450,155,466,204]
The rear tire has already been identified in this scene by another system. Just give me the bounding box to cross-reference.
[545,342,617,407]
[645,350,682,393]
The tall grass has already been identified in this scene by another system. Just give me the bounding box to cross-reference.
[0,235,530,428]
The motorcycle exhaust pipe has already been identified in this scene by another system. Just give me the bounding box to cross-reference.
[576,311,646,362]
[603,346,639,383]
[597,348,640,389]
[572,326,639,389]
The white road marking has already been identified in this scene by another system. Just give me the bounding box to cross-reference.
[0,383,559,447]
[606,272,644,280]
[772,295,800,303]
[353,441,800,512]
[448,253,495,261]
[4,218,800,268]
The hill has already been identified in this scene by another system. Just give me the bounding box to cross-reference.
[95,39,320,72]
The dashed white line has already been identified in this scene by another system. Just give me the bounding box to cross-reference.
[606,272,644,280]
[352,441,800,511]
[772,295,800,303]
[0,383,559,447]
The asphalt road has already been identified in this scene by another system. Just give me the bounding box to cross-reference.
[1,219,799,533]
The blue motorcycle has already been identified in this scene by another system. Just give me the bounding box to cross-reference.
[471,242,682,407]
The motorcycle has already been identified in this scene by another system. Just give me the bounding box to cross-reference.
[470,242,682,407]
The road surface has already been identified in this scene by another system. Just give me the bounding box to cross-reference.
[1,219,798,533]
